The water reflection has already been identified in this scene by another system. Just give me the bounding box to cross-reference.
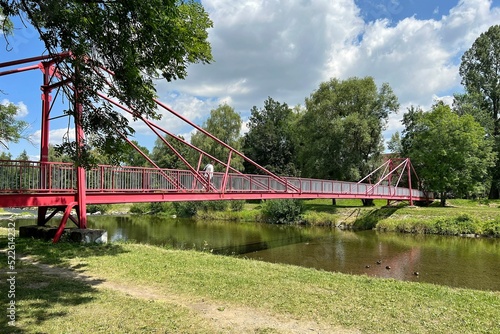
[6,215,500,291]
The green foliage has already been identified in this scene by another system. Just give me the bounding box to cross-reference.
[459,25,500,136]
[199,200,228,212]
[87,204,111,214]
[1,0,213,165]
[435,214,477,235]
[119,140,151,167]
[0,102,28,149]
[402,102,496,204]
[129,203,150,214]
[152,135,191,169]
[173,201,200,217]
[298,77,398,181]
[261,199,304,224]
[190,104,243,171]
[242,97,299,175]
[459,25,500,198]
[482,219,500,237]
[129,202,173,215]
[229,200,245,212]
[149,202,174,215]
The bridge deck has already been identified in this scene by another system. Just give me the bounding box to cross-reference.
[0,160,430,208]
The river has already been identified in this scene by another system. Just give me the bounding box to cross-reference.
[7,214,500,291]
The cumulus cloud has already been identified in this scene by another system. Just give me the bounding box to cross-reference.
[156,0,499,133]
[30,127,75,146]
[152,0,500,154]
[1,99,29,118]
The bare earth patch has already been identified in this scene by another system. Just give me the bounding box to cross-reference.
[19,255,358,334]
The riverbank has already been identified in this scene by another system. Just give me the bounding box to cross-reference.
[195,198,500,237]
[0,237,498,333]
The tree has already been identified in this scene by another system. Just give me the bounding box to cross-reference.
[151,135,190,169]
[298,77,399,182]
[387,131,402,154]
[0,102,28,149]
[190,104,243,171]
[1,0,213,166]
[459,25,500,198]
[242,97,299,175]
[402,102,496,206]
[16,150,29,161]
[120,140,151,167]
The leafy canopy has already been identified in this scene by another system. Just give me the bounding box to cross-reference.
[459,24,500,135]
[190,104,243,171]
[1,0,213,165]
[402,102,496,205]
[298,76,399,181]
[242,97,299,175]
[0,102,28,149]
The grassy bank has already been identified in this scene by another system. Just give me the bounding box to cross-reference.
[1,237,499,333]
[189,198,500,237]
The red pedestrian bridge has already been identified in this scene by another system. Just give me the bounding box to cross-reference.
[0,53,431,242]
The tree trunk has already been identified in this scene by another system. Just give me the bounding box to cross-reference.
[440,192,446,207]
[489,182,500,199]
[361,199,374,206]
[332,198,336,206]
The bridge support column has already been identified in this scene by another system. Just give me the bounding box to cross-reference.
[75,87,88,228]
[37,61,52,226]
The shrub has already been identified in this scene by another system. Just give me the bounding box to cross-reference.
[173,201,200,217]
[87,204,111,214]
[149,202,174,215]
[261,199,304,224]
[482,219,500,237]
[129,203,150,214]
[200,200,228,212]
[435,214,477,235]
[229,200,245,212]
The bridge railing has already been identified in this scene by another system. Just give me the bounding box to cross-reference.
[0,160,429,199]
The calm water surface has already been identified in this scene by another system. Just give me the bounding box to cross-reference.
[9,215,500,291]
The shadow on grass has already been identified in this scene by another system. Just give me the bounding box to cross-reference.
[302,203,338,214]
[0,238,128,332]
[350,206,402,230]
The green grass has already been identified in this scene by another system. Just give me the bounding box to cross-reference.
[1,238,499,333]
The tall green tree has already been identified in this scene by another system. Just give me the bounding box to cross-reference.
[151,135,190,169]
[120,140,151,167]
[0,102,28,149]
[1,0,213,166]
[242,97,299,175]
[191,104,243,171]
[298,77,399,182]
[402,102,496,206]
[459,25,500,198]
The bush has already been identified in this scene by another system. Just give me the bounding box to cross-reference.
[229,200,245,212]
[87,204,111,214]
[482,219,500,237]
[129,203,149,214]
[200,200,228,212]
[261,199,304,224]
[435,214,477,235]
[149,202,174,215]
[173,201,200,217]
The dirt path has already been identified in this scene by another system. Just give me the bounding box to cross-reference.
[19,255,358,334]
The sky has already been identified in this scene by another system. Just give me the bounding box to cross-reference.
[1,0,499,160]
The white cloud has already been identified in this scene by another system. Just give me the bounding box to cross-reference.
[30,127,75,146]
[1,99,29,118]
[155,0,499,139]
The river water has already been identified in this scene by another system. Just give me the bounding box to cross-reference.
[8,215,500,291]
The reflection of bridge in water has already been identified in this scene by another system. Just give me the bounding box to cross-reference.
[0,52,432,242]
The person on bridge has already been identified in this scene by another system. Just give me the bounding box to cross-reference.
[203,160,214,190]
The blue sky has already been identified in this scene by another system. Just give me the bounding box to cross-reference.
[1,0,499,160]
